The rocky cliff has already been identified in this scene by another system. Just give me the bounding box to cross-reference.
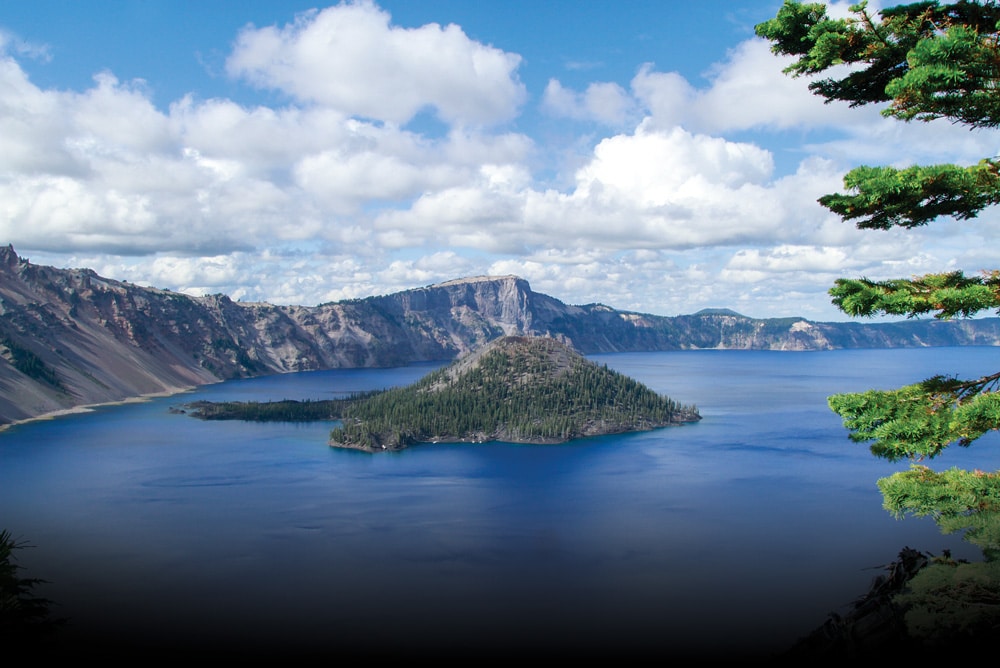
[2,245,998,426]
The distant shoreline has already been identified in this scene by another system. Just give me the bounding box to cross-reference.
[0,386,200,433]
[328,422,689,453]
[329,433,567,452]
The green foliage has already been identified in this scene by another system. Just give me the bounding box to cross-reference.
[759,1,1000,642]
[875,464,1000,640]
[757,0,1000,123]
[185,397,361,422]
[0,337,64,390]
[828,372,1000,460]
[757,1,1000,230]
[758,0,1000,467]
[830,271,1000,319]
[330,337,699,450]
[819,161,1000,230]
[879,464,1000,519]
[895,559,1000,642]
[830,385,965,461]
[883,16,1000,127]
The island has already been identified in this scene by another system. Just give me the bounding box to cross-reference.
[183,335,700,451]
[329,335,700,451]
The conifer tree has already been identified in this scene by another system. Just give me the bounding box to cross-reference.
[0,530,62,641]
[757,0,1000,640]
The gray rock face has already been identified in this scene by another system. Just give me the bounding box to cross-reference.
[1,244,998,425]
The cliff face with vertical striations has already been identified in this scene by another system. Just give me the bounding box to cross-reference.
[1,245,998,426]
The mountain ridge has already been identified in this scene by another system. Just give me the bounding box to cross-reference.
[2,244,999,426]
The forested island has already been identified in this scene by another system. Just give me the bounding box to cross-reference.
[329,335,700,451]
[184,396,362,422]
[185,335,700,452]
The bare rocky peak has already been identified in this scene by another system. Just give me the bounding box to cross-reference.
[376,273,539,333]
[430,334,578,391]
[0,249,561,426]
[0,244,19,269]
[1,246,999,427]
[432,275,522,287]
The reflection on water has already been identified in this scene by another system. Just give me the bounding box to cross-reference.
[1,348,998,658]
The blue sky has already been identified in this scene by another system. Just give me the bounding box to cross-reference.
[2,0,998,320]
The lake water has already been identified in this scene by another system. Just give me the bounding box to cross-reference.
[2,347,999,659]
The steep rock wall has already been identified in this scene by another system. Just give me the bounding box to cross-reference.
[1,245,998,426]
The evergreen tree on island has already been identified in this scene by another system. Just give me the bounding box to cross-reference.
[329,335,700,451]
[757,0,1000,649]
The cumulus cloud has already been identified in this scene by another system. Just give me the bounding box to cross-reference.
[374,122,843,264]
[532,125,788,251]
[225,1,526,126]
[548,38,858,138]
[627,68,695,131]
[0,41,534,255]
[629,40,874,137]
[541,79,635,126]
[577,125,774,198]
[4,0,997,322]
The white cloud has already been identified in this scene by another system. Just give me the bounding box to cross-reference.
[225,1,526,126]
[542,79,634,126]
[577,124,773,198]
[687,40,862,134]
[169,98,346,176]
[725,245,855,276]
[146,255,244,291]
[0,41,535,256]
[372,123,840,263]
[74,72,172,154]
[0,28,51,62]
[373,166,529,252]
[627,67,695,131]
[0,53,76,174]
[5,0,1000,323]
[294,150,459,215]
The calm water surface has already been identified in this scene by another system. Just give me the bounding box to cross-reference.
[2,348,999,658]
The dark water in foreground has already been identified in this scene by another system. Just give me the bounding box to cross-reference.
[2,347,999,658]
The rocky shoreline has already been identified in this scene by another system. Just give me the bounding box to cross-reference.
[329,430,606,452]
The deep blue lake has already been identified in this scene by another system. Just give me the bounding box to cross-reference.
[2,347,999,659]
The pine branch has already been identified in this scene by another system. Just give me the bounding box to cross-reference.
[829,270,1000,318]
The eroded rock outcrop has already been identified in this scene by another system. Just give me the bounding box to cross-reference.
[2,245,999,426]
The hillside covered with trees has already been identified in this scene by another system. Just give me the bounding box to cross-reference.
[328,335,700,451]
[187,335,700,450]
